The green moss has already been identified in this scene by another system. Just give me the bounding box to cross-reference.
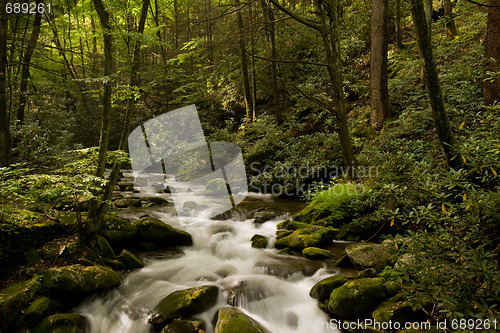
[0,278,42,331]
[32,313,87,333]
[118,249,144,269]
[309,275,349,301]
[274,226,335,251]
[302,247,334,259]
[214,307,270,333]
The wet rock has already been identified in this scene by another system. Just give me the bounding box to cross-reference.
[144,196,170,207]
[214,307,270,333]
[183,201,198,210]
[15,297,61,328]
[276,220,290,229]
[251,235,268,249]
[96,235,116,259]
[161,319,206,333]
[275,230,292,239]
[32,313,87,333]
[309,275,349,301]
[302,247,333,259]
[274,226,335,252]
[210,223,233,235]
[333,254,351,268]
[164,186,177,194]
[254,256,323,278]
[328,278,387,318]
[0,278,41,331]
[118,249,144,269]
[118,182,134,191]
[285,221,312,230]
[114,198,142,208]
[345,242,390,272]
[356,268,378,279]
[372,292,426,325]
[135,216,192,247]
[41,265,121,300]
[203,178,227,197]
[227,279,273,306]
[253,212,279,224]
[100,214,138,247]
[150,285,219,327]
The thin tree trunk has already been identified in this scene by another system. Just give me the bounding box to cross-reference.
[0,0,11,166]
[395,0,403,49]
[444,0,457,38]
[410,0,461,169]
[17,0,42,124]
[483,0,500,105]
[370,0,391,130]
[250,2,257,122]
[236,0,253,124]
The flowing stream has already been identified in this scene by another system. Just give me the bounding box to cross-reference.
[76,173,348,333]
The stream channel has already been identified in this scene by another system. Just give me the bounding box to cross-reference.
[76,171,354,333]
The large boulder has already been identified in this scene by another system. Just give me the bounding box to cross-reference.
[274,226,335,252]
[100,214,138,247]
[161,319,206,333]
[309,275,349,301]
[345,243,390,272]
[251,235,268,249]
[302,247,334,259]
[150,285,219,327]
[32,313,87,333]
[135,216,192,247]
[15,297,61,328]
[372,292,426,325]
[214,307,270,333]
[0,278,41,331]
[114,198,142,208]
[41,265,122,300]
[118,249,145,269]
[328,278,387,318]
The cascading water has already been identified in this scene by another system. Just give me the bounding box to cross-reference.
[76,174,344,333]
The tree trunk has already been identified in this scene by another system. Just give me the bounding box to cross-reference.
[483,0,500,105]
[0,0,10,166]
[236,0,253,124]
[444,0,457,38]
[410,0,461,169]
[424,0,432,37]
[395,0,403,49]
[17,0,42,125]
[370,0,391,130]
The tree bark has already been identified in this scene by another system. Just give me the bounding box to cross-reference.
[0,0,11,166]
[17,0,42,124]
[236,0,253,124]
[395,0,403,49]
[410,0,461,169]
[444,0,457,38]
[370,0,391,130]
[483,0,500,105]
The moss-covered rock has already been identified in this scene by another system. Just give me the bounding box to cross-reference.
[214,307,270,333]
[96,235,116,259]
[100,214,137,247]
[251,235,268,249]
[371,292,426,325]
[328,278,387,318]
[345,243,390,272]
[114,198,142,208]
[150,285,219,327]
[32,313,87,333]
[336,217,386,242]
[161,319,206,333]
[286,221,313,230]
[309,275,349,301]
[144,196,170,207]
[203,178,228,197]
[302,247,334,259]
[135,216,192,247]
[41,265,121,300]
[253,212,278,224]
[15,297,61,328]
[117,182,134,191]
[118,249,144,269]
[274,226,335,252]
[0,278,42,331]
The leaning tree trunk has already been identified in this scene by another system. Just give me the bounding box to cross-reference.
[483,0,500,105]
[410,0,461,169]
[0,0,10,166]
[17,0,42,124]
[370,0,391,130]
[444,0,457,38]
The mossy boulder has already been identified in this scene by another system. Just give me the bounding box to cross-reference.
[372,292,426,325]
[100,214,138,247]
[203,178,228,197]
[328,278,387,318]
[309,275,349,301]
[135,216,193,247]
[251,235,268,249]
[41,265,122,300]
[161,319,206,333]
[15,297,61,328]
[253,212,278,224]
[286,221,313,230]
[345,243,390,272]
[114,198,142,208]
[150,285,219,326]
[32,313,87,333]
[274,226,335,252]
[302,247,334,259]
[118,249,145,269]
[214,307,270,333]
[96,235,116,259]
[294,184,370,227]
[336,217,386,242]
[117,182,134,191]
[144,196,170,207]
[0,278,42,331]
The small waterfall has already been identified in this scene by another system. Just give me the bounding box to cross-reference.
[76,175,342,333]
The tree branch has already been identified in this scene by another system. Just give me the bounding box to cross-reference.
[268,0,322,31]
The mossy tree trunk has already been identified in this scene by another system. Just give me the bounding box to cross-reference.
[410,0,462,169]
[0,0,10,167]
[370,0,392,130]
[483,0,500,105]
[444,0,457,38]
